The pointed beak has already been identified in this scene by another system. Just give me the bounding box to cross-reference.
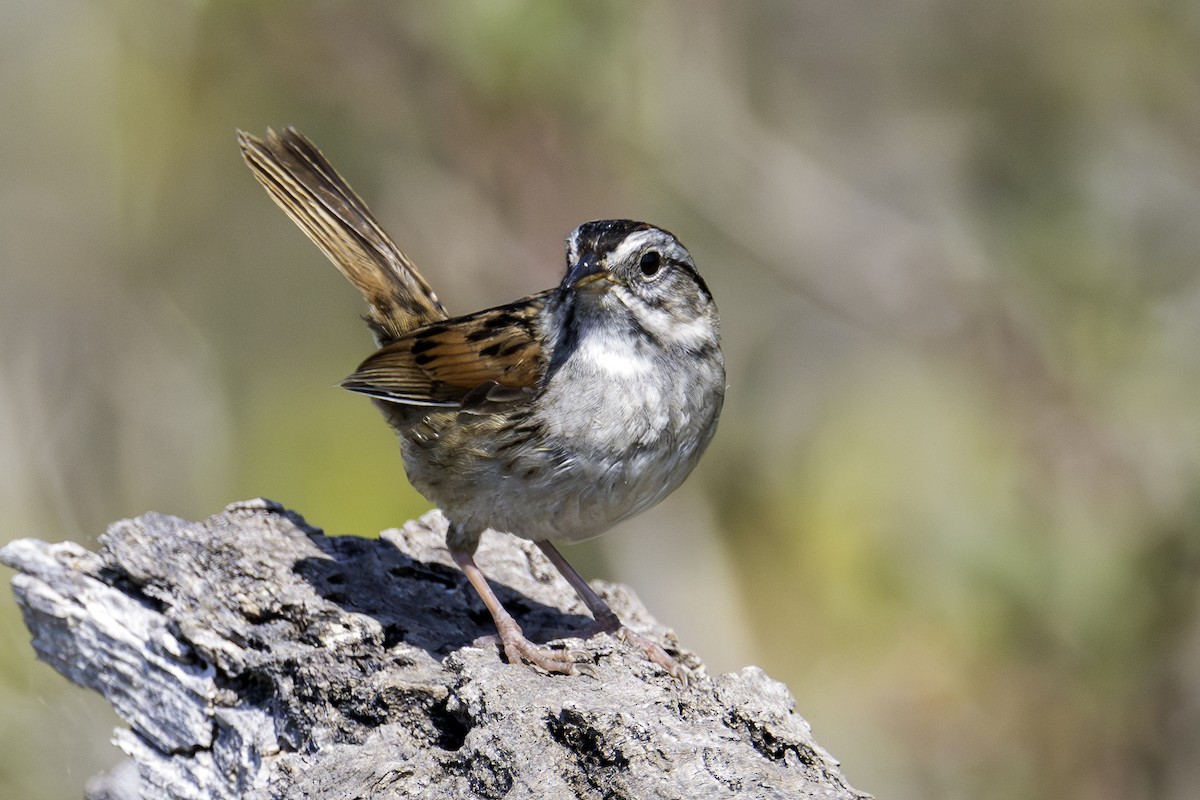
[562,252,610,291]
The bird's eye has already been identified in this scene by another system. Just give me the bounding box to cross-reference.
[638,251,662,278]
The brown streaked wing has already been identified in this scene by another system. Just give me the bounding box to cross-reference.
[339,293,550,406]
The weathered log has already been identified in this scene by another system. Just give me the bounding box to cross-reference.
[1,498,868,800]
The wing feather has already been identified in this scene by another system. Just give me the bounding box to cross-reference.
[340,294,550,407]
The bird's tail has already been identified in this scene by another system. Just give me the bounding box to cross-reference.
[238,127,448,343]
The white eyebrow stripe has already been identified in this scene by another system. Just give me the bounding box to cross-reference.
[608,229,664,264]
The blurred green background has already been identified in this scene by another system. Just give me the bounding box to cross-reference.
[3,1,1199,798]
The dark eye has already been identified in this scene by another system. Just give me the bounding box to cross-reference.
[638,250,662,278]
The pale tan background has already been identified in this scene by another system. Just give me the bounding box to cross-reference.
[3,2,1199,798]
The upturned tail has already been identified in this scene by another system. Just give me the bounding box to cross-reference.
[238,127,448,343]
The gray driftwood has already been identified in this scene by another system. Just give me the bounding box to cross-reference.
[2,498,867,800]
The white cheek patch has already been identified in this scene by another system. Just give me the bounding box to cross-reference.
[629,300,714,352]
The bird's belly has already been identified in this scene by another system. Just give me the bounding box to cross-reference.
[490,428,691,542]
[401,364,721,542]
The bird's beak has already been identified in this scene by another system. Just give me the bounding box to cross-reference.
[562,252,611,291]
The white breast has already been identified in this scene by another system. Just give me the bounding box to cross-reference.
[573,329,655,379]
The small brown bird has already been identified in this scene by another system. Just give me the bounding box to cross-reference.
[238,127,724,676]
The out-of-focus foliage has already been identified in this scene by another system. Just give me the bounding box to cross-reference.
[2,2,1198,798]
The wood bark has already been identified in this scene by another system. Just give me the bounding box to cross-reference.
[2,498,868,800]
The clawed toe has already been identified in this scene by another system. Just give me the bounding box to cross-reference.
[500,635,580,675]
[471,630,588,675]
[471,624,687,680]
[614,626,690,682]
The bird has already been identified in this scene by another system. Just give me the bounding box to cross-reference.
[238,126,725,676]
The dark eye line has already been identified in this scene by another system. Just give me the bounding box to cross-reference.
[669,259,711,300]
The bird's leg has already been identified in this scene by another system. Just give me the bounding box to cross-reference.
[449,547,579,674]
[535,540,684,678]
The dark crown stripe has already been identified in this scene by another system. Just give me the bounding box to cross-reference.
[573,220,661,255]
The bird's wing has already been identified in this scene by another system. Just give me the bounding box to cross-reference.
[339,293,551,407]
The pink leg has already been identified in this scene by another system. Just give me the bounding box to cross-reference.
[535,540,685,678]
[451,548,578,674]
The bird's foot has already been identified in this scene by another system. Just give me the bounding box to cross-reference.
[473,620,587,676]
[611,625,690,682]
[530,541,691,681]
[549,611,690,682]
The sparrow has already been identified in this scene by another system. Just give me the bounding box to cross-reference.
[238,127,725,676]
